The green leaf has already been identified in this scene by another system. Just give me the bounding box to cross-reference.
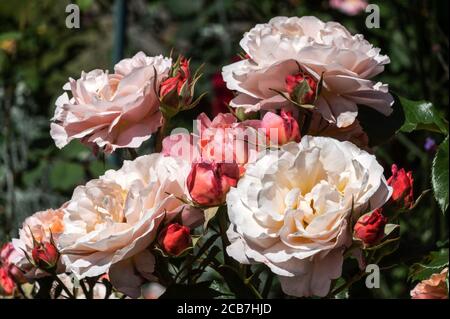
[432,136,449,213]
[397,96,448,134]
[409,249,449,282]
[49,161,85,191]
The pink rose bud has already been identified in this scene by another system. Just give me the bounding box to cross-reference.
[0,267,15,295]
[261,110,301,146]
[158,223,191,256]
[187,162,239,207]
[387,164,414,209]
[32,241,59,271]
[354,209,388,245]
[285,73,318,104]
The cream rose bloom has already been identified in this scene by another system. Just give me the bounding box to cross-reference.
[12,208,65,278]
[226,136,391,297]
[222,16,393,128]
[50,52,171,153]
[58,154,199,297]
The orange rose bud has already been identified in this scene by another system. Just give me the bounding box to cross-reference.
[187,161,239,207]
[387,164,414,209]
[158,223,191,256]
[31,241,59,271]
[354,209,388,245]
[261,110,301,146]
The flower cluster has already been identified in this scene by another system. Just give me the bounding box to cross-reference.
[1,16,447,300]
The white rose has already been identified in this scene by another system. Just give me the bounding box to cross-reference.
[59,154,199,297]
[222,16,393,128]
[226,136,392,297]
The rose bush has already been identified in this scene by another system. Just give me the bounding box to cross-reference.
[1,12,448,300]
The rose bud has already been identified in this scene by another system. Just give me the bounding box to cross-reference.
[159,55,204,119]
[187,162,239,207]
[261,110,301,146]
[0,267,15,295]
[387,164,414,209]
[158,223,191,256]
[160,56,190,98]
[354,209,388,245]
[285,72,318,105]
[31,241,59,271]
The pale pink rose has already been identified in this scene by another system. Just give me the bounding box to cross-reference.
[223,16,393,128]
[162,112,263,173]
[226,136,392,297]
[411,268,448,299]
[12,208,65,279]
[329,0,368,16]
[50,52,172,153]
[58,154,201,298]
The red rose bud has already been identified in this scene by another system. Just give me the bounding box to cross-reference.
[187,162,240,207]
[158,223,191,256]
[285,72,317,105]
[354,209,388,245]
[31,241,59,271]
[159,55,203,119]
[160,56,190,98]
[261,110,301,146]
[387,164,414,209]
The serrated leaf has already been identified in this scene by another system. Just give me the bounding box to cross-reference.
[397,96,448,134]
[409,249,449,282]
[432,136,449,213]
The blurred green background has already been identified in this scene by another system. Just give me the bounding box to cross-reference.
[0,0,448,298]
